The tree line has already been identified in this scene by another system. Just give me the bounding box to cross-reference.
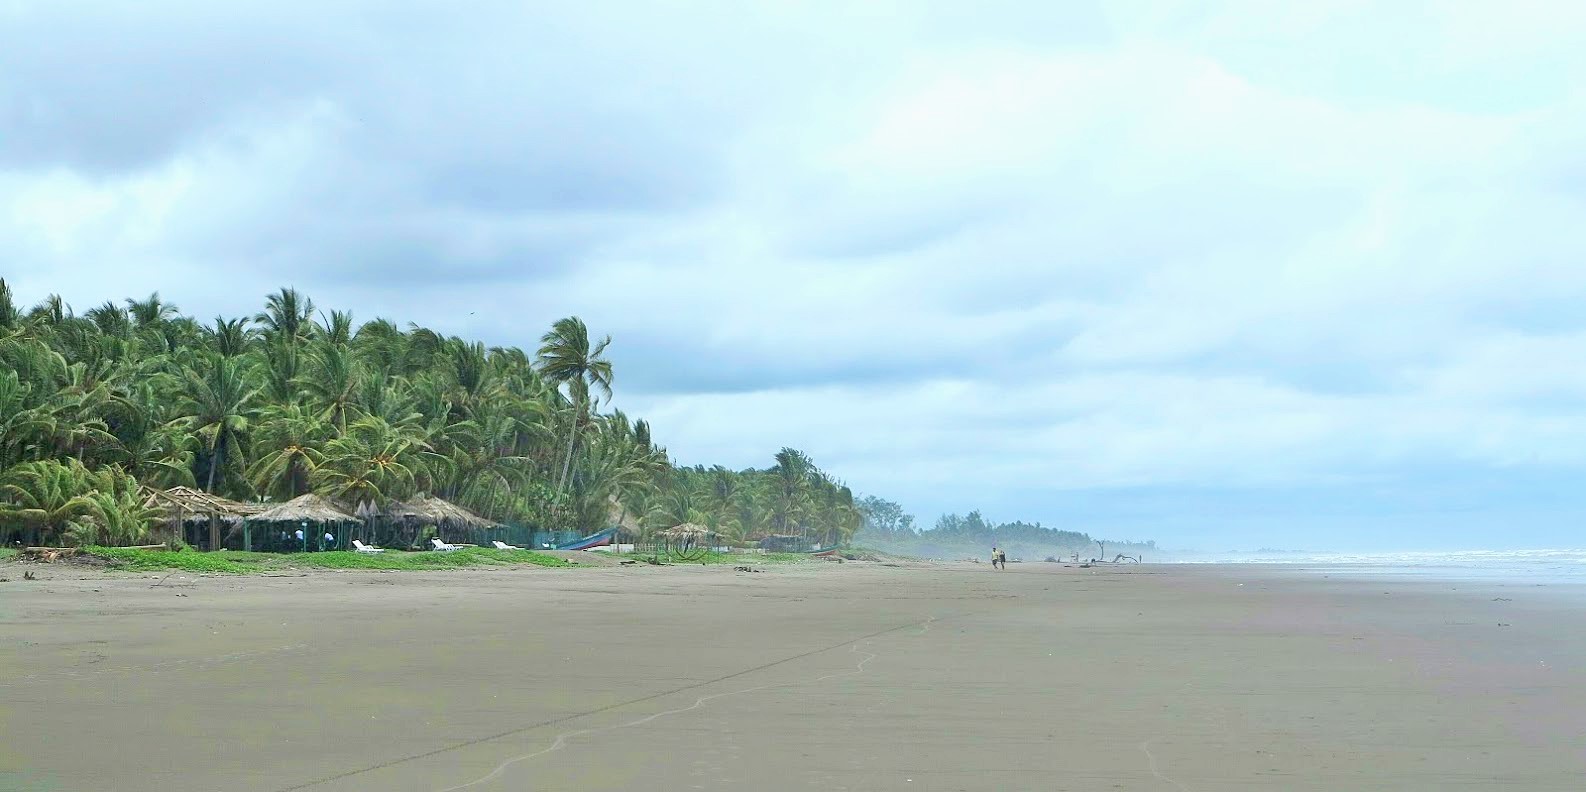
[0,280,863,548]
[855,498,1155,554]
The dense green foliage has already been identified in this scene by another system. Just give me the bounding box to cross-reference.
[0,281,865,548]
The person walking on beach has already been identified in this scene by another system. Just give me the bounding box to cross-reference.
[996,547,1007,570]
[991,547,1003,570]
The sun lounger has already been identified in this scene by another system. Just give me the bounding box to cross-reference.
[430,538,462,552]
[352,540,386,554]
[492,540,522,551]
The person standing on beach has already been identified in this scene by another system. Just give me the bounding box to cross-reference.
[991,547,1003,570]
[996,547,1007,570]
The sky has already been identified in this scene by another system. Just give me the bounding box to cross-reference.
[5,1,1586,552]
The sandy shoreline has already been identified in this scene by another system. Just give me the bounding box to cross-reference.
[3,560,1582,790]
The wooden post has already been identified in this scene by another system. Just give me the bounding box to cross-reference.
[209,513,221,552]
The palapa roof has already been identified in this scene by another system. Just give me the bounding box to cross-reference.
[658,522,717,539]
[607,495,643,535]
[248,493,359,524]
[384,495,500,530]
[142,486,268,524]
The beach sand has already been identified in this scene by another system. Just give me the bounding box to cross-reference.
[2,560,1582,790]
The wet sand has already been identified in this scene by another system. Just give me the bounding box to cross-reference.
[2,560,1583,791]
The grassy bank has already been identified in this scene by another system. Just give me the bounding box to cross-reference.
[0,548,15,562]
[84,546,575,574]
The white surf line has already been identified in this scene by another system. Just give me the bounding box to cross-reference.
[1140,738,1193,792]
[435,615,937,792]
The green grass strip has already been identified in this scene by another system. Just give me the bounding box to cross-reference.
[83,546,574,574]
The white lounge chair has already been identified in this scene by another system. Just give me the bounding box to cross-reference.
[492,540,522,551]
[430,538,461,552]
[352,540,386,554]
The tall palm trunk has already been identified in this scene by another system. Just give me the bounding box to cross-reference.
[205,430,225,493]
[555,397,582,496]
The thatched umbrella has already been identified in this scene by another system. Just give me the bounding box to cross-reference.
[248,494,358,551]
[657,522,716,540]
[657,523,718,561]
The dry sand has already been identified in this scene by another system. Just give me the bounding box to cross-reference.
[2,559,1583,791]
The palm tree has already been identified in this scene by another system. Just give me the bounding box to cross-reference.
[27,294,72,327]
[125,292,179,327]
[107,379,195,489]
[176,354,260,494]
[254,287,315,344]
[703,465,743,535]
[317,309,354,347]
[449,340,499,412]
[647,485,703,529]
[351,317,407,374]
[71,466,158,547]
[208,316,253,357]
[536,317,613,497]
[770,447,812,537]
[85,301,132,339]
[248,402,330,499]
[299,341,360,432]
[0,459,101,546]
[0,370,54,469]
[257,339,304,404]
[0,278,19,331]
[313,416,425,505]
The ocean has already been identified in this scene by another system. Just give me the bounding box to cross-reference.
[1176,549,1586,592]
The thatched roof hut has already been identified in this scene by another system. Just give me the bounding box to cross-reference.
[141,486,267,525]
[249,493,359,524]
[383,495,500,530]
[607,495,643,540]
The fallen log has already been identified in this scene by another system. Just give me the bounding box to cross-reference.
[22,547,81,563]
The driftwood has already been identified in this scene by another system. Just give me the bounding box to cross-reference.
[22,547,82,562]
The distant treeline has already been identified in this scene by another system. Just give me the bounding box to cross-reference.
[856,497,1155,557]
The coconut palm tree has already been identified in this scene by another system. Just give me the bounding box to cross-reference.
[703,465,744,535]
[351,317,407,374]
[208,316,254,358]
[299,341,361,432]
[0,370,53,469]
[254,287,316,345]
[257,338,304,404]
[536,316,613,496]
[0,459,101,546]
[0,278,19,331]
[107,379,195,489]
[317,309,355,347]
[70,465,158,547]
[769,447,812,537]
[176,354,260,495]
[248,402,331,499]
[125,292,179,328]
[312,416,426,506]
[28,294,71,327]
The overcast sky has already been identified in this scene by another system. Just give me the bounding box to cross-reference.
[5,1,1586,551]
